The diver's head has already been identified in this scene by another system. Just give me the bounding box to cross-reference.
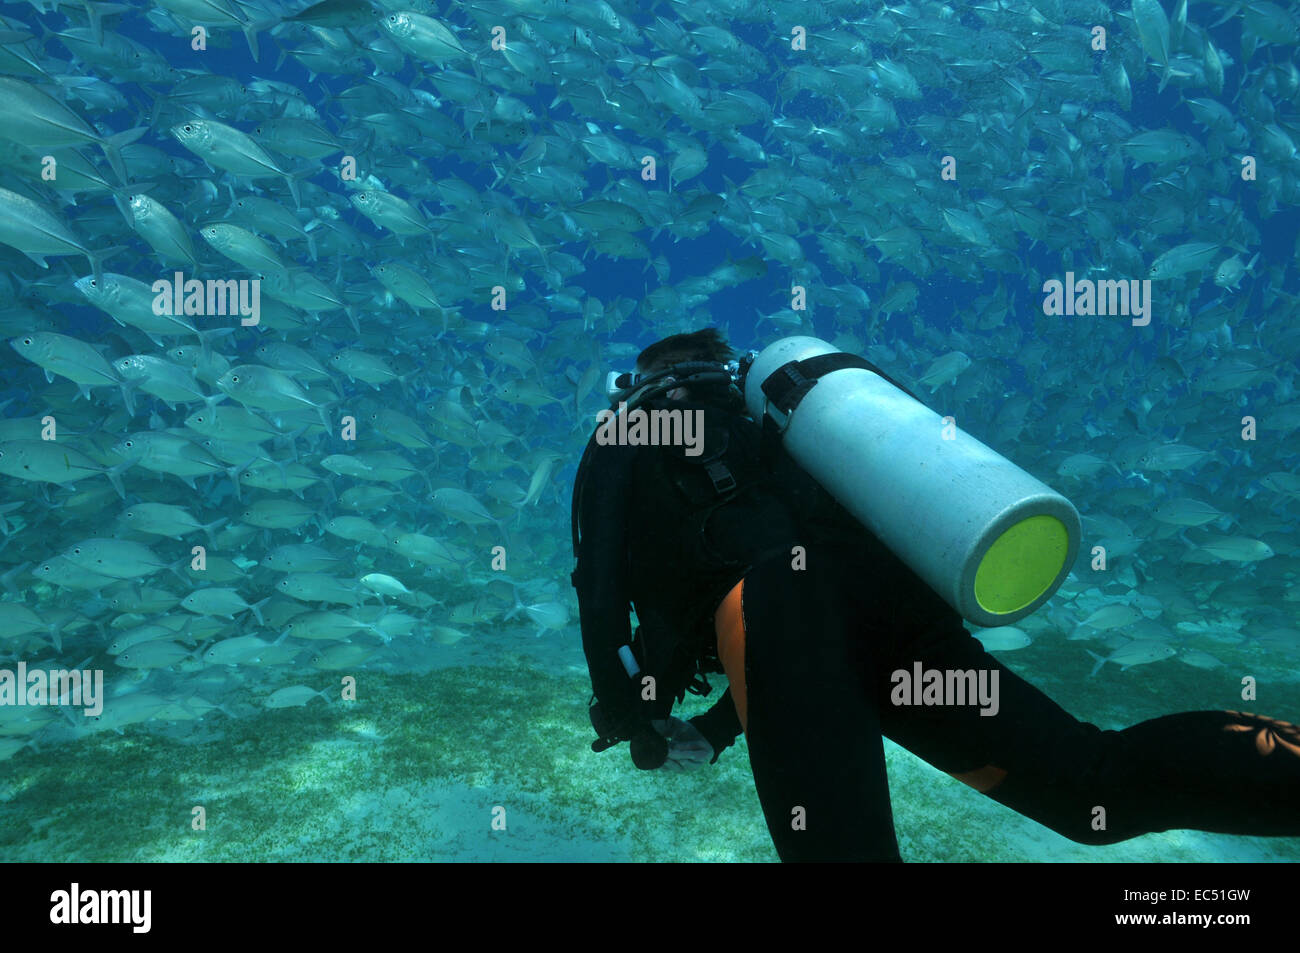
[635,327,734,376]
[634,328,739,406]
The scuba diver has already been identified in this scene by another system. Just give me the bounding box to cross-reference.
[570,328,1300,862]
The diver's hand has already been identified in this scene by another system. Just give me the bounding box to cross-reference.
[650,717,713,772]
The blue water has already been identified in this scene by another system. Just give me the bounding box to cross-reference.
[0,0,1296,862]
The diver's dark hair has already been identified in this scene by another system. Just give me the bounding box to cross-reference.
[635,328,734,373]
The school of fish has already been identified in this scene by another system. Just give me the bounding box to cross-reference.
[0,0,1298,760]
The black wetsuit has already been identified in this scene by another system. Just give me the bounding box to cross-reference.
[572,391,1300,862]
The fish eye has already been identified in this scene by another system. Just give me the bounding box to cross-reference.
[22,337,30,344]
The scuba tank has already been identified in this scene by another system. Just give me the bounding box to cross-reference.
[744,336,1081,627]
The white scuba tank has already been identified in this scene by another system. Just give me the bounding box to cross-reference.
[745,336,1080,627]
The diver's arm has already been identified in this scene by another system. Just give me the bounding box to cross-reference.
[689,687,743,763]
[572,439,642,735]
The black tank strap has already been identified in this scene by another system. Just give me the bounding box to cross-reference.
[760,352,920,415]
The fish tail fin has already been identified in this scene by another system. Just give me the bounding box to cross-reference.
[396,369,415,402]
[248,596,271,628]
[242,21,260,63]
[200,391,228,415]
[1086,650,1106,677]
[278,428,307,462]
[227,462,250,501]
[167,557,192,587]
[111,187,136,227]
[100,126,146,184]
[1209,2,1242,27]
[90,245,128,287]
[201,517,229,549]
[0,561,29,597]
[197,325,237,364]
[117,379,139,418]
[317,400,337,433]
[85,250,105,287]
[104,461,130,500]
[82,0,104,42]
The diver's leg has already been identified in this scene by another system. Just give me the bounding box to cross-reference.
[875,608,1300,844]
[720,555,900,861]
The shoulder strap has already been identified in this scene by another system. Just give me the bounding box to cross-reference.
[760,352,921,418]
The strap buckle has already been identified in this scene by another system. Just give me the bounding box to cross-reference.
[704,460,736,495]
